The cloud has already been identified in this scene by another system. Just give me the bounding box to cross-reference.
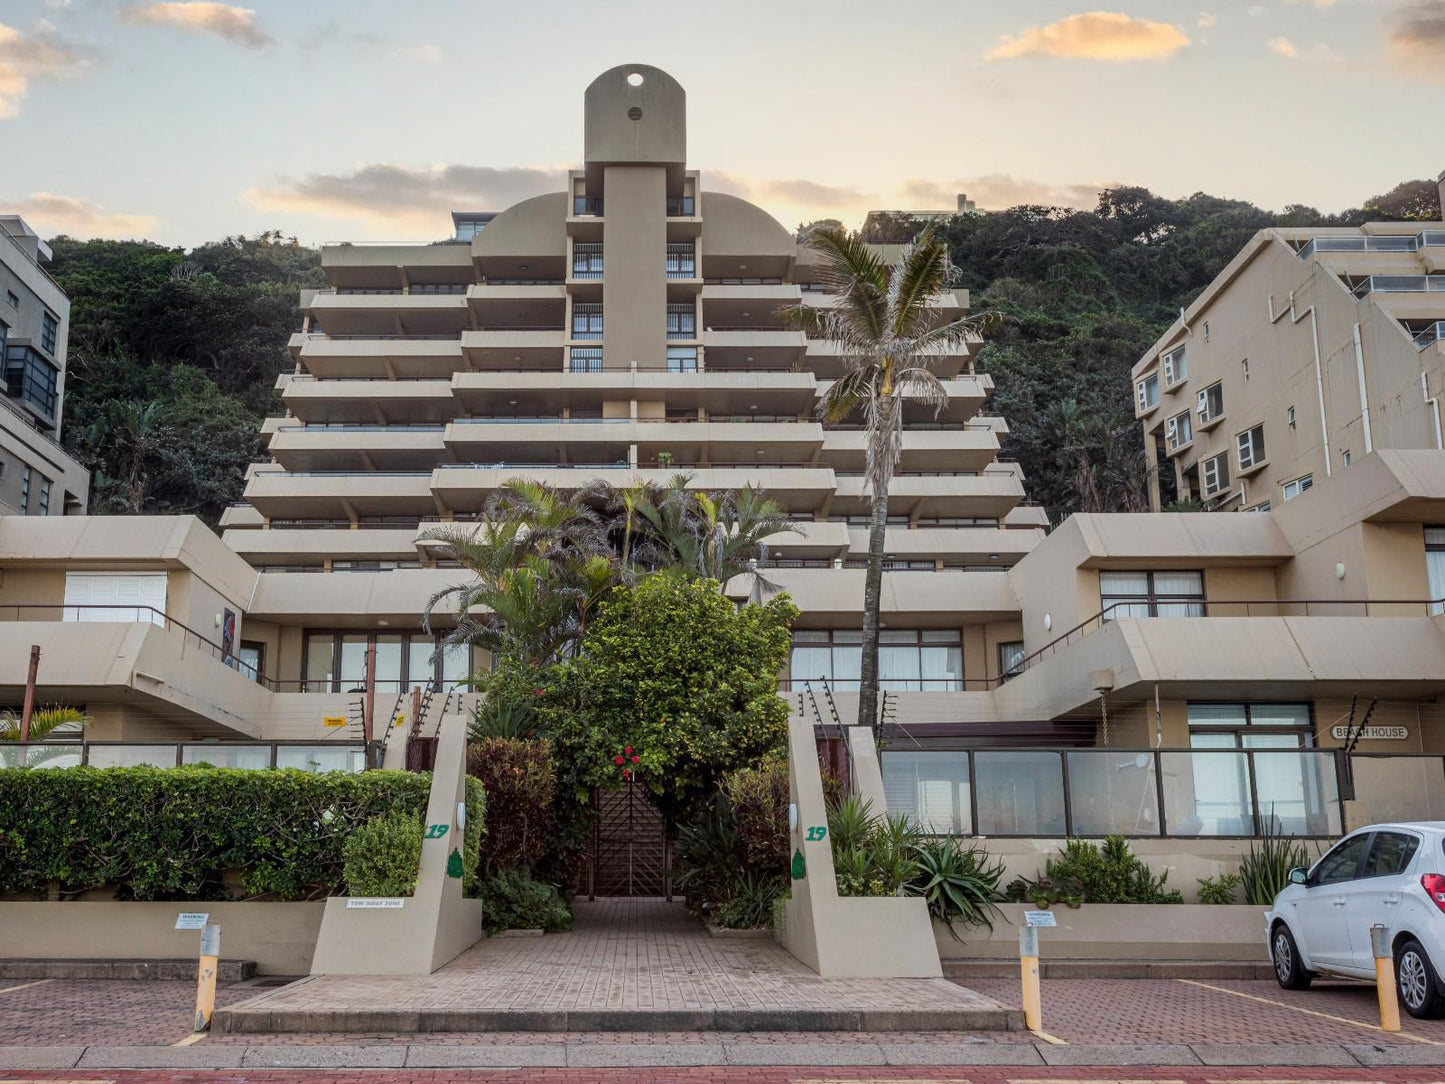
[10,192,156,238]
[901,175,1104,212]
[985,12,1190,62]
[706,172,874,208]
[1288,0,1340,8]
[0,21,92,118]
[118,3,271,49]
[1198,12,1217,28]
[1269,35,1343,60]
[398,44,444,66]
[244,162,566,232]
[1269,36,1299,56]
[1386,0,1445,78]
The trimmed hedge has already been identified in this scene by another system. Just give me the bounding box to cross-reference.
[0,766,432,901]
[466,737,554,873]
[343,808,423,897]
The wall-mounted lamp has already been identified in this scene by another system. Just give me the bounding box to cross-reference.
[1335,562,1346,581]
[1043,613,1053,632]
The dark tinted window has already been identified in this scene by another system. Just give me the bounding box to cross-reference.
[1362,832,1421,878]
[1314,834,1370,885]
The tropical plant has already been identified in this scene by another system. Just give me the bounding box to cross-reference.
[1040,835,1182,904]
[1197,871,1242,905]
[343,807,425,897]
[910,837,1007,936]
[632,474,795,586]
[1004,873,1085,910]
[0,705,88,742]
[784,224,1000,730]
[465,736,555,873]
[826,795,923,897]
[478,868,572,934]
[1240,818,1310,906]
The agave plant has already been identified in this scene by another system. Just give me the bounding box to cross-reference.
[910,837,1007,937]
[1239,812,1310,906]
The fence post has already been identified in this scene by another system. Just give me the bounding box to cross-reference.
[193,923,221,1032]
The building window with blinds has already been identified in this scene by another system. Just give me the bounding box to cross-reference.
[1427,527,1445,615]
[789,629,963,691]
[1099,570,1204,619]
[1185,703,1328,837]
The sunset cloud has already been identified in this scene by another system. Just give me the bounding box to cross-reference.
[119,3,272,49]
[10,192,156,239]
[244,162,566,233]
[0,21,91,119]
[985,12,1190,62]
[1386,0,1445,79]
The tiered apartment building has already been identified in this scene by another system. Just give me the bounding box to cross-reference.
[7,71,1445,857]
[0,215,88,518]
[1133,175,1445,513]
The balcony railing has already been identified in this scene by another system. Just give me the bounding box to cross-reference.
[875,746,1405,839]
[571,244,603,279]
[1298,231,1445,260]
[667,197,696,217]
[1,741,366,773]
[665,245,697,279]
[1414,322,1445,350]
[1349,275,1445,297]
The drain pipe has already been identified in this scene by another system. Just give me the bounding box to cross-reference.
[1424,373,1443,450]
[1269,292,1332,478]
[1353,323,1373,455]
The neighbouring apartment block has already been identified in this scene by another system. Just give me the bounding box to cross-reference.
[4,71,1445,855]
[0,216,88,518]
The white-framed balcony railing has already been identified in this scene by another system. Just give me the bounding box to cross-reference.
[1349,275,1445,298]
[1,741,366,772]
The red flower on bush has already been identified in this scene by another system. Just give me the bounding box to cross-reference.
[533,687,544,695]
[631,755,639,764]
[614,755,624,765]
[624,746,632,755]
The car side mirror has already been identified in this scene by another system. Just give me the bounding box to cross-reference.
[1288,867,1308,886]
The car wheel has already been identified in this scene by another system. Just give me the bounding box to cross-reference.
[1271,923,1312,990]
[1396,939,1445,1019]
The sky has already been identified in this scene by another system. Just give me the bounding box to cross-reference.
[0,0,1442,247]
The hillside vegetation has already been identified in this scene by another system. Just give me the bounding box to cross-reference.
[44,179,1439,524]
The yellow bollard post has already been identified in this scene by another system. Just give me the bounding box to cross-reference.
[193,923,221,1032]
[1020,924,1042,1032]
[1371,924,1401,1033]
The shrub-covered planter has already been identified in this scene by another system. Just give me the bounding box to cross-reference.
[0,766,432,901]
[933,902,1268,961]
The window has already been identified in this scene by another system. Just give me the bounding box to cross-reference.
[789,629,962,691]
[40,311,57,355]
[569,347,602,373]
[1242,358,1250,381]
[665,304,696,340]
[1236,424,1265,471]
[62,572,167,626]
[302,630,471,693]
[4,291,15,308]
[1313,834,1370,886]
[1162,344,1187,385]
[1426,527,1445,615]
[571,243,603,278]
[665,243,696,278]
[998,641,1025,682]
[1187,702,1329,836]
[1362,832,1420,878]
[1252,501,1272,512]
[37,478,50,515]
[19,465,30,512]
[666,347,698,373]
[571,303,602,340]
[1343,450,1352,466]
[1135,372,1159,412]
[1201,452,1230,497]
[1203,320,1211,342]
[1166,410,1192,451]
[1100,570,1204,619]
[1197,382,1223,424]
[1287,405,1296,429]
[1282,475,1313,502]
[237,641,265,683]
[4,345,59,422]
[1188,702,1313,745]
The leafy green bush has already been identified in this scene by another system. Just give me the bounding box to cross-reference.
[726,761,790,870]
[462,775,486,894]
[343,808,424,896]
[1004,873,1085,909]
[910,837,1006,934]
[1039,836,1182,904]
[479,868,572,934]
[0,766,431,900]
[1197,871,1242,905]
[1240,821,1310,906]
[466,737,554,873]
[827,796,922,897]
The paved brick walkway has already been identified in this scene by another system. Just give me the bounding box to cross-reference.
[216,899,1011,1032]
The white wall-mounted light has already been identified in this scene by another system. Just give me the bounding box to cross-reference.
[1043,613,1053,632]
[788,803,799,832]
[1335,562,1346,581]
[456,802,467,831]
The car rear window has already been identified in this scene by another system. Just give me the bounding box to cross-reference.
[1362,832,1420,877]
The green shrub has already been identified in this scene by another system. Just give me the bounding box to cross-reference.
[1240,820,1310,906]
[462,775,486,894]
[0,766,431,900]
[1004,873,1085,909]
[725,761,790,870]
[466,737,554,873]
[910,837,1006,935]
[479,868,572,934]
[827,796,922,897]
[343,808,423,897]
[1040,836,1182,904]
[1197,871,1242,905]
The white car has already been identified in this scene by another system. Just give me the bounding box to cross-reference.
[1266,822,1445,1019]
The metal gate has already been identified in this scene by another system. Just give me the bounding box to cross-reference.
[585,781,671,899]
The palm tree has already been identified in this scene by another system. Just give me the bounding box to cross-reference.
[0,705,88,742]
[633,474,795,585]
[785,224,1000,731]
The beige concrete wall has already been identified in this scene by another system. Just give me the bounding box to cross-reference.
[0,901,324,974]
[601,165,668,370]
[936,903,1266,961]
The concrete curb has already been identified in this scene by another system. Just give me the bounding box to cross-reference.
[0,958,255,982]
[0,1041,1426,1069]
[944,959,1274,981]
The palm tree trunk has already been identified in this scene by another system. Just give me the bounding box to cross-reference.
[857,471,890,732]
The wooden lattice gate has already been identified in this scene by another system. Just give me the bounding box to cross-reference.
[584,781,671,899]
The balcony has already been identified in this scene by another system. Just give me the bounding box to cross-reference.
[244,470,436,519]
[291,333,463,380]
[280,376,455,424]
[822,428,1001,473]
[320,241,473,291]
[1299,231,1445,263]
[1413,321,1445,351]
[570,243,603,282]
[451,368,817,416]
[665,244,697,280]
[461,328,565,371]
[740,567,1017,622]
[223,526,420,564]
[834,473,1025,518]
[702,328,806,369]
[431,462,632,512]
[4,344,59,429]
[444,418,632,463]
[304,289,470,337]
[1350,275,1445,298]
[845,525,1042,565]
[265,425,446,472]
[806,337,971,380]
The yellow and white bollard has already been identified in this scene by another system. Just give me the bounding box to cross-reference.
[193,923,221,1032]
[1019,924,1042,1032]
[1371,923,1401,1033]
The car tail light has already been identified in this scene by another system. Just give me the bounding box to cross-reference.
[1422,874,1445,913]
